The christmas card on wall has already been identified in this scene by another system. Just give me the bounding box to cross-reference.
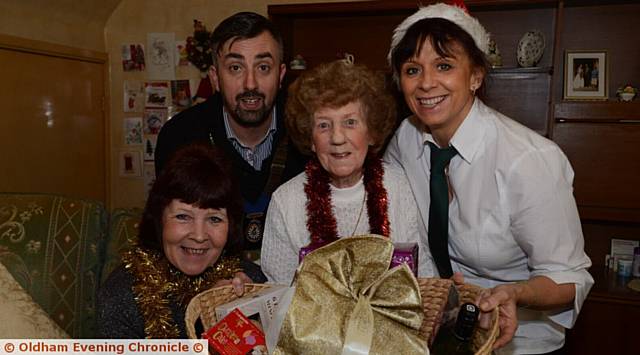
[143,135,157,161]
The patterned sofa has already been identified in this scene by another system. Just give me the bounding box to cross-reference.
[0,193,141,338]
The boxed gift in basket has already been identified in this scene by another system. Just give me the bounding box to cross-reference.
[186,235,499,354]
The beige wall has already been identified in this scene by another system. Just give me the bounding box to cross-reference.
[0,0,367,209]
[0,0,119,51]
[106,0,366,209]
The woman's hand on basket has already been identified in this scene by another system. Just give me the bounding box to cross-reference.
[450,271,514,348]
[478,284,519,349]
[214,272,252,296]
[451,271,465,285]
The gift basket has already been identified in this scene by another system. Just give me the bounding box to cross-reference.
[185,283,270,339]
[185,236,499,354]
[418,278,499,355]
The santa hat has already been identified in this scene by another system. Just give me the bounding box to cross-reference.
[387,1,490,65]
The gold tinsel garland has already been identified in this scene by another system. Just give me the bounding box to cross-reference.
[123,246,241,338]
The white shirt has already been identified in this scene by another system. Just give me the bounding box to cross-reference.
[260,163,430,285]
[384,99,593,354]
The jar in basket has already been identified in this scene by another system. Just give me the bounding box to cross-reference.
[431,302,479,355]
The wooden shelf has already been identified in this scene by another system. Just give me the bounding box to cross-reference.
[268,0,559,16]
[566,265,640,354]
[489,66,553,75]
[578,206,640,224]
[555,101,640,121]
[564,0,639,7]
[588,267,640,306]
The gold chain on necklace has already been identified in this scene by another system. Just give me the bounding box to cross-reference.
[350,189,367,236]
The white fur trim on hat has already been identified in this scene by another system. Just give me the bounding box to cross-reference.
[387,3,490,65]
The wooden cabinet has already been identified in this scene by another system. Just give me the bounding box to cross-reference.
[269,0,640,207]
[270,0,565,135]
[553,102,640,223]
[482,67,553,135]
[552,100,640,354]
[0,34,108,202]
[268,1,640,353]
[565,268,640,355]
[268,2,640,216]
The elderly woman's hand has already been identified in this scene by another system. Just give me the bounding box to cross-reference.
[477,284,519,349]
[214,271,253,296]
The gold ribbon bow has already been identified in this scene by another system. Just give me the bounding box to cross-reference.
[274,235,427,355]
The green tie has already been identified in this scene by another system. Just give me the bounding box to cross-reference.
[427,142,458,278]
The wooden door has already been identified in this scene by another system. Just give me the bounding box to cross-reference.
[0,35,108,202]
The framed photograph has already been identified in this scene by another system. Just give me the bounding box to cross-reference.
[564,50,607,100]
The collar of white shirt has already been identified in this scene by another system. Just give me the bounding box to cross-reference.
[222,106,278,149]
[420,98,488,165]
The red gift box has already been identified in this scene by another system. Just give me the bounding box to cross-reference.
[300,240,419,276]
[203,308,267,355]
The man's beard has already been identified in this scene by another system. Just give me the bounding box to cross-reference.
[227,89,272,127]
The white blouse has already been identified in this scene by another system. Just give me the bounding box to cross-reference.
[384,99,594,354]
[260,163,429,285]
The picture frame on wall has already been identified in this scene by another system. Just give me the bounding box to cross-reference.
[118,150,143,178]
[564,50,607,100]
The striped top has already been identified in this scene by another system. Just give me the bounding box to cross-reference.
[222,107,277,171]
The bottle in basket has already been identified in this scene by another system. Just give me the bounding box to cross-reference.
[431,302,479,355]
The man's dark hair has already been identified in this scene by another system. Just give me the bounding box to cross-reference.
[210,12,284,66]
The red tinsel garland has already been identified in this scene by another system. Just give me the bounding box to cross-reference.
[304,153,390,243]
[364,154,390,237]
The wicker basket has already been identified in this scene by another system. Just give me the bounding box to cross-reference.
[185,279,499,354]
[185,283,271,339]
[418,278,499,355]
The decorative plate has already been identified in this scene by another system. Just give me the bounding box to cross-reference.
[517,30,545,67]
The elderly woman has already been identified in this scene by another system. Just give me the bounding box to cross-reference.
[97,143,265,338]
[260,60,426,284]
[385,3,593,353]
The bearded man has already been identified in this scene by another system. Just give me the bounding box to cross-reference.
[155,12,306,258]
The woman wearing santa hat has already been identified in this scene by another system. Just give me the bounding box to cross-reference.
[385,1,593,354]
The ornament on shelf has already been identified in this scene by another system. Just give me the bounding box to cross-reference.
[516,30,545,68]
[617,84,638,102]
[336,52,355,65]
[487,38,502,68]
[289,54,307,70]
